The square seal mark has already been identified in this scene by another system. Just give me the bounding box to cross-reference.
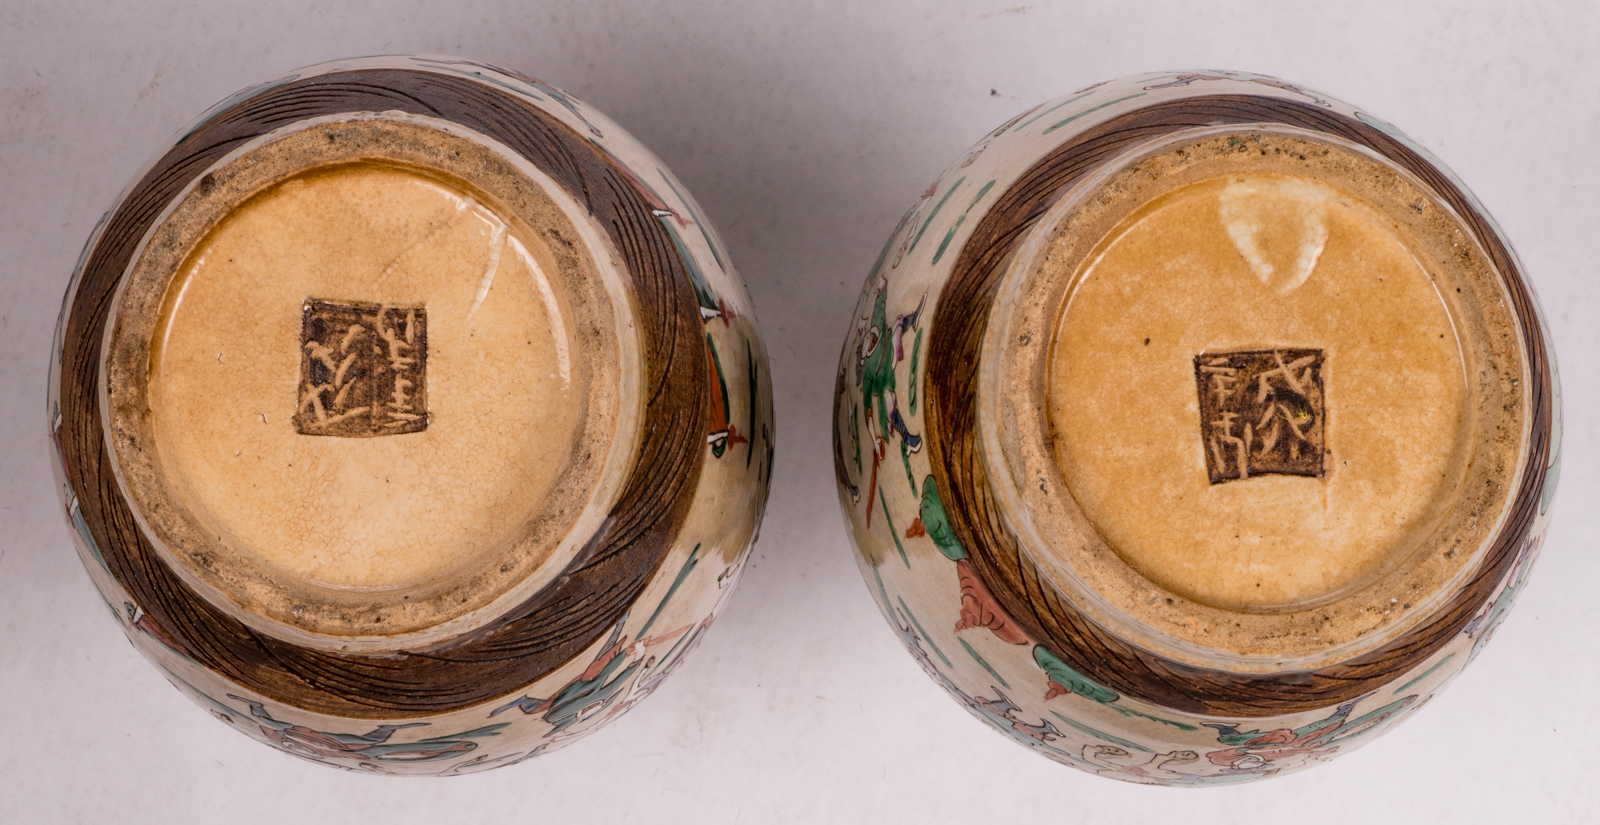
[294,299,428,437]
[1194,348,1325,484]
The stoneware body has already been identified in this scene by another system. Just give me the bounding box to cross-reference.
[49,56,773,775]
[833,70,1559,785]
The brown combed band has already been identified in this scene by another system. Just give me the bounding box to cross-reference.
[57,68,708,718]
[924,94,1553,717]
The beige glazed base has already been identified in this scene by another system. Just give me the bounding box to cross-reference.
[1050,172,1468,612]
[987,127,1527,668]
[103,116,636,649]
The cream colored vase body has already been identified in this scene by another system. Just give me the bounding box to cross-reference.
[833,71,1559,784]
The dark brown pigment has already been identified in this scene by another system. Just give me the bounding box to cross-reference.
[295,299,429,438]
[1194,348,1325,484]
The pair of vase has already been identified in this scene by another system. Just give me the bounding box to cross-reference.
[49,57,1559,783]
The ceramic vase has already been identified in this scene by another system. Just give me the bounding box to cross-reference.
[833,70,1559,784]
[49,56,773,775]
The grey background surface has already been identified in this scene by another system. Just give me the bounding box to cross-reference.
[2,2,1595,822]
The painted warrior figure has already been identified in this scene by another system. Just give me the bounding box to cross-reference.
[856,282,923,457]
[854,280,925,521]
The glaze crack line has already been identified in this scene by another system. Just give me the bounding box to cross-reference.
[378,197,472,283]
[468,211,508,319]
[513,234,571,384]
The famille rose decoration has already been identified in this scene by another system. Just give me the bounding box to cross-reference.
[833,71,1559,784]
[49,56,772,775]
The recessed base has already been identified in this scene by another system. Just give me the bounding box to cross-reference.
[104,116,635,649]
[1048,171,1468,612]
[984,126,1529,668]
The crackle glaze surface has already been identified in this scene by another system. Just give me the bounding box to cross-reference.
[49,56,773,775]
[832,71,1560,785]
